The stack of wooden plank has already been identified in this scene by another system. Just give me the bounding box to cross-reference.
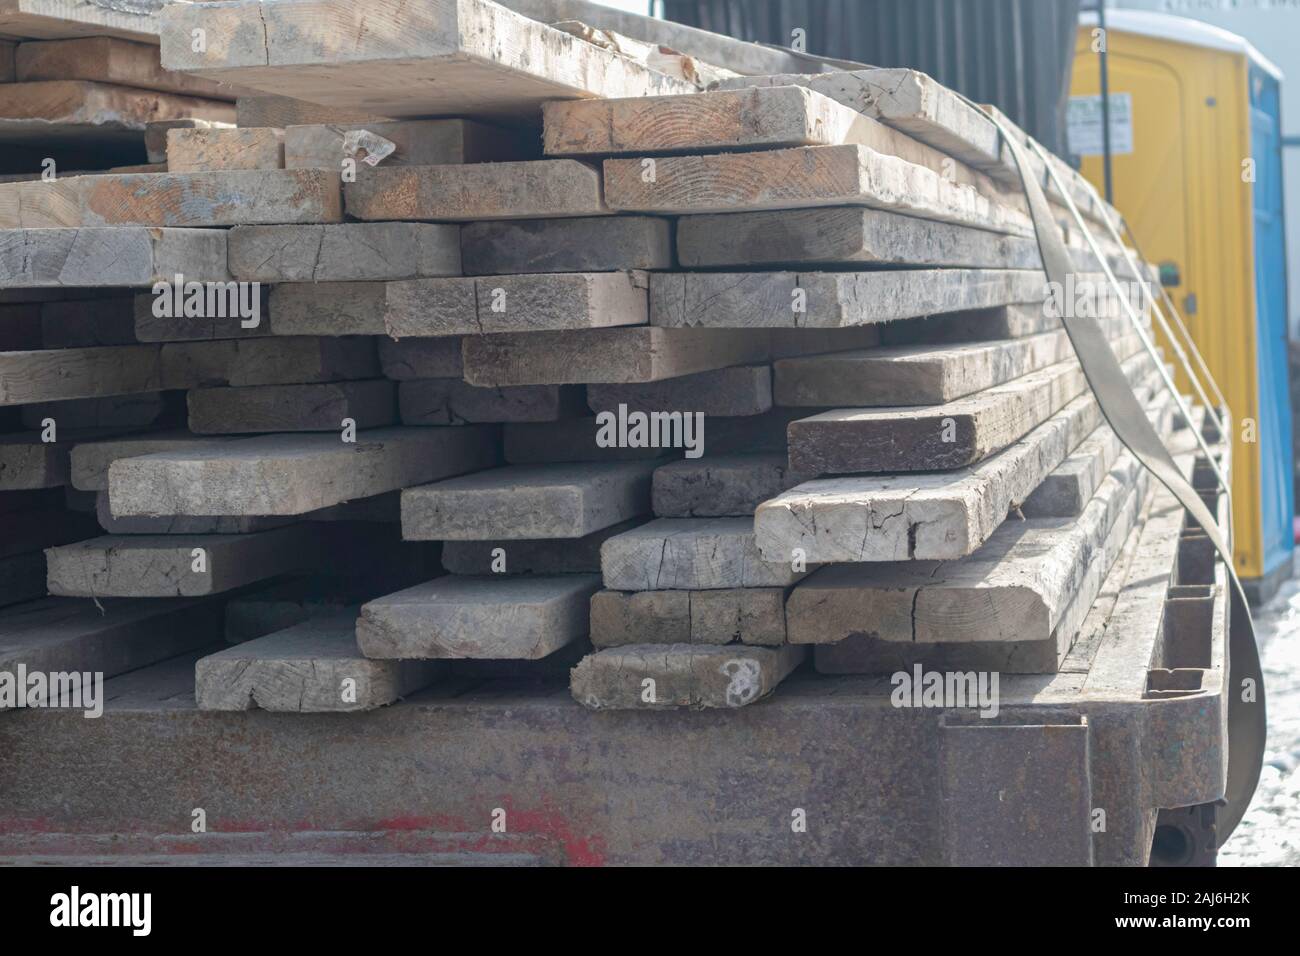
[0,1,234,176]
[0,0,1196,724]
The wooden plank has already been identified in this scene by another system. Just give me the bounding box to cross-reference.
[401,460,656,540]
[69,429,228,491]
[601,516,808,591]
[0,79,233,148]
[717,69,1121,228]
[229,223,461,282]
[144,117,232,163]
[0,38,14,80]
[544,85,887,155]
[14,36,229,98]
[0,343,160,405]
[166,126,284,172]
[187,379,397,435]
[591,587,790,648]
[462,326,769,386]
[753,355,1159,564]
[677,206,1042,271]
[773,330,1077,406]
[344,272,648,338]
[0,598,223,716]
[805,466,1150,674]
[107,425,501,517]
[0,169,340,228]
[498,0,811,76]
[45,524,331,597]
[650,269,1047,329]
[0,1,165,43]
[344,159,608,222]
[266,280,458,337]
[570,643,805,710]
[356,574,601,660]
[786,335,1144,475]
[1,426,144,490]
[93,491,293,535]
[461,216,670,275]
[0,226,228,286]
[284,119,531,168]
[653,453,795,518]
[159,0,695,119]
[717,70,1006,172]
[604,145,1033,234]
[196,613,438,712]
[398,379,584,426]
[545,85,1041,226]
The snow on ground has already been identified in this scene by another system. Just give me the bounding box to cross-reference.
[1218,573,1300,866]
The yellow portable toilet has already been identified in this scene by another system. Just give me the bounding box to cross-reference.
[1072,10,1294,602]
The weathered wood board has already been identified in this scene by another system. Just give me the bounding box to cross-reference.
[159,0,695,119]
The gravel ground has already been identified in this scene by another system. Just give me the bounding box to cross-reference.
[1218,572,1300,866]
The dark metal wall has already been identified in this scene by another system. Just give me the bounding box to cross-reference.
[662,0,1082,155]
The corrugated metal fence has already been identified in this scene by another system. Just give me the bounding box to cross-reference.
[661,0,1082,155]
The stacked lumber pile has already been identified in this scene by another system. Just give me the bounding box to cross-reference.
[0,0,234,177]
[0,0,1202,723]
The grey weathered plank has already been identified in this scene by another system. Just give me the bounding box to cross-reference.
[356,574,601,660]
[773,330,1076,406]
[601,516,807,591]
[786,334,1142,475]
[0,227,229,286]
[45,523,327,597]
[462,326,769,386]
[652,453,795,518]
[0,597,222,715]
[604,145,1033,234]
[187,379,397,434]
[196,614,438,712]
[107,426,501,517]
[402,460,656,540]
[678,206,1043,271]
[753,355,1158,563]
[591,586,790,648]
[650,269,1047,329]
[229,223,461,282]
[160,0,694,118]
[345,160,609,221]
